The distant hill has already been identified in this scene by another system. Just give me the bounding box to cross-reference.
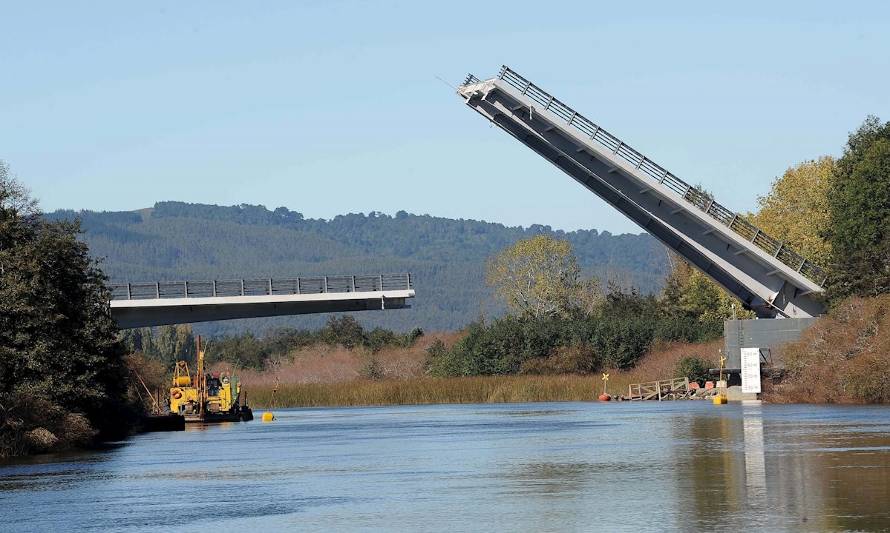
[48,202,670,334]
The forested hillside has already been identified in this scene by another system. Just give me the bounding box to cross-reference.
[48,202,670,333]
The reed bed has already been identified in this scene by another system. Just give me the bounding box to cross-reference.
[248,373,644,408]
[241,339,722,408]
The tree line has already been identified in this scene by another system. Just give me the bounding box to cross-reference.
[121,316,424,370]
[427,236,730,377]
[750,116,890,301]
[46,199,671,334]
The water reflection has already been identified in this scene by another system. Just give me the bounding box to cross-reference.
[673,403,890,531]
[1,403,889,531]
[742,403,767,509]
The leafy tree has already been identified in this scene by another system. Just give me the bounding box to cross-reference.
[751,157,834,267]
[320,315,366,349]
[486,235,586,318]
[120,325,195,364]
[659,257,750,339]
[0,163,132,452]
[205,332,269,369]
[826,116,890,300]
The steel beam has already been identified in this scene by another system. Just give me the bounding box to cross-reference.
[458,69,825,318]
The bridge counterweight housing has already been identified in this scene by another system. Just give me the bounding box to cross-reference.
[458,67,825,318]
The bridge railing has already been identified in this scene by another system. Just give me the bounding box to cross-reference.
[109,273,413,301]
[475,66,826,287]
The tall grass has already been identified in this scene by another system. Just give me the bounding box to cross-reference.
[248,375,605,407]
[245,340,722,408]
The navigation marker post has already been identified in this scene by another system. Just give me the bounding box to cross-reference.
[598,373,612,402]
[713,356,728,405]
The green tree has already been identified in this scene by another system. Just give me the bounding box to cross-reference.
[826,116,890,299]
[486,235,585,318]
[659,257,751,340]
[121,325,195,364]
[320,315,366,348]
[0,163,132,453]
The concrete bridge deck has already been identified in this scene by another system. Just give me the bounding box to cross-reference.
[109,274,414,328]
[458,66,826,318]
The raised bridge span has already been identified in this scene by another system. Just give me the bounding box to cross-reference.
[109,273,415,328]
[458,66,826,318]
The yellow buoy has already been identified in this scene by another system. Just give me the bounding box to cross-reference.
[262,411,275,422]
[712,395,727,405]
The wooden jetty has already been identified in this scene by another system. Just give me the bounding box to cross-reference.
[627,377,701,401]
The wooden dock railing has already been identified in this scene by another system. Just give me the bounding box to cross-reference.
[627,377,692,401]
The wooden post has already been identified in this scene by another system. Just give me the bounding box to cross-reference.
[197,336,204,418]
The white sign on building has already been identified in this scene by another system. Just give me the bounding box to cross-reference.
[740,347,762,394]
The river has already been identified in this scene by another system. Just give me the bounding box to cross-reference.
[2,401,889,531]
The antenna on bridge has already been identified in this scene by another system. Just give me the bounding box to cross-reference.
[435,75,457,91]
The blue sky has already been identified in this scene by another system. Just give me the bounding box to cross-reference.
[2,1,888,234]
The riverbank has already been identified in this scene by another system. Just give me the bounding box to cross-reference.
[245,340,721,408]
[762,295,890,404]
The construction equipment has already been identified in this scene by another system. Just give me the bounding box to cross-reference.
[169,336,253,423]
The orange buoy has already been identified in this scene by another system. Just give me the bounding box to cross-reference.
[598,393,612,402]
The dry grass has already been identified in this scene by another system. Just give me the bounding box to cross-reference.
[249,375,604,407]
[763,295,890,404]
[607,339,722,389]
[241,338,721,408]
[213,332,462,388]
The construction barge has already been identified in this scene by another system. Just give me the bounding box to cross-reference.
[169,337,253,423]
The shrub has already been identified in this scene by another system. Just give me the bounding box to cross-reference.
[520,346,600,375]
[675,356,712,385]
[765,295,890,403]
[360,357,385,380]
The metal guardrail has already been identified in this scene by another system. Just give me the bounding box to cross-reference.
[469,66,827,287]
[109,273,413,301]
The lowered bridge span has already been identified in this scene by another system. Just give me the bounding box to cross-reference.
[458,66,826,318]
[109,273,414,328]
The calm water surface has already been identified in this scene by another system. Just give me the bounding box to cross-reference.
[2,402,889,532]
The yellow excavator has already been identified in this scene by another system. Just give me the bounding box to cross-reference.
[169,336,253,423]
